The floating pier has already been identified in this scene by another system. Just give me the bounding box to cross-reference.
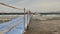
[0,14,32,34]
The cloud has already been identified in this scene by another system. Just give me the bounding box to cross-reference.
[0,0,60,12]
[24,0,60,12]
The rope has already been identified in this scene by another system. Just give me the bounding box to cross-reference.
[0,3,23,10]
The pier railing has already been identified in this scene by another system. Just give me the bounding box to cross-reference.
[0,3,32,34]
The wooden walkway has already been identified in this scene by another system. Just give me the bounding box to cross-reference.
[25,19,60,34]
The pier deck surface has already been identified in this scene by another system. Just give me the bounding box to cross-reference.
[25,19,60,34]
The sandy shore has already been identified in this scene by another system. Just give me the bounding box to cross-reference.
[25,17,60,34]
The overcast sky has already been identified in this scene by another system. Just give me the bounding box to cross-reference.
[0,0,60,13]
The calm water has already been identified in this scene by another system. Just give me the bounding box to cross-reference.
[0,15,24,23]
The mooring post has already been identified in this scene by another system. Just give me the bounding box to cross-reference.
[24,8,25,30]
[27,11,28,23]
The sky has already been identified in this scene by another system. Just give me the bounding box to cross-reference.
[0,0,60,13]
